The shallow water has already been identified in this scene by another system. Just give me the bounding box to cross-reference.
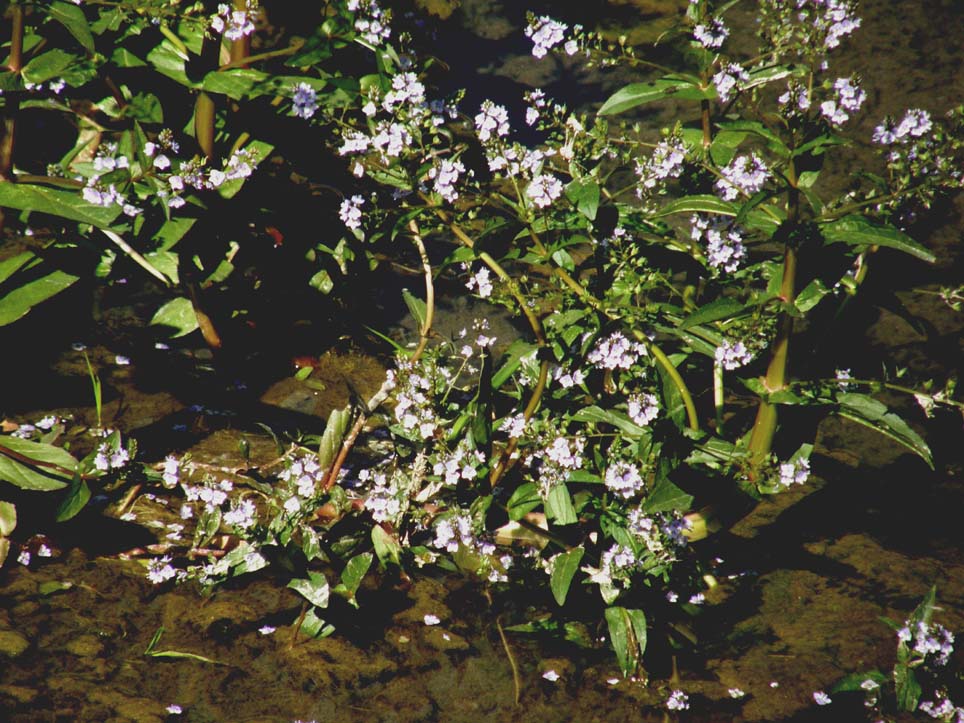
[2,0,964,721]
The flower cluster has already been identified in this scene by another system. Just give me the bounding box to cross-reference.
[694,17,729,50]
[588,332,648,371]
[874,108,933,145]
[713,62,749,103]
[716,152,769,200]
[605,461,646,499]
[339,195,365,230]
[715,339,753,370]
[820,75,866,126]
[348,0,391,46]
[636,137,687,194]
[291,83,319,120]
[210,1,258,41]
[692,215,747,273]
[627,393,659,426]
[778,457,810,486]
[898,619,956,668]
[525,16,569,59]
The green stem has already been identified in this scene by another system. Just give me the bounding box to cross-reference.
[747,175,800,470]
[713,361,724,431]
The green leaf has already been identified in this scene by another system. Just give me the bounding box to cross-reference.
[836,393,933,468]
[641,477,693,513]
[894,660,922,712]
[55,476,91,521]
[571,405,647,438]
[657,194,737,218]
[0,252,33,286]
[217,141,273,199]
[708,129,748,166]
[21,49,76,85]
[604,606,647,677]
[598,78,711,116]
[679,297,746,330]
[202,68,269,100]
[333,552,373,607]
[300,607,336,639]
[111,48,146,68]
[143,250,179,284]
[794,278,830,313]
[0,437,76,490]
[0,501,16,536]
[401,288,426,331]
[48,2,95,53]
[287,571,330,608]
[506,482,541,521]
[716,120,790,157]
[546,483,577,525]
[0,265,79,326]
[565,177,600,220]
[318,405,350,472]
[0,182,121,228]
[150,297,198,338]
[146,41,199,89]
[831,670,888,694]
[493,340,538,389]
[550,547,584,606]
[309,269,334,294]
[822,215,935,263]
[371,525,401,566]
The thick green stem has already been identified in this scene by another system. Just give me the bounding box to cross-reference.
[747,182,800,470]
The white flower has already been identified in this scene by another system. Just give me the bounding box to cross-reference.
[605,461,645,499]
[146,556,177,584]
[423,614,441,626]
[542,669,560,682]
[339,195,365,230]
[667,690,690,711]
[714,340,752,370]
[475,101,510,143]
[525,16,567,59]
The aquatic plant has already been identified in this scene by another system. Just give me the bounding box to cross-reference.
[1,0,963,680]
[834,587,962,721]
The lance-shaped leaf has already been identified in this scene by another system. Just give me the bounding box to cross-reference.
[48,2,96,53]
[836,393,933,468]
[598,77,712,116]
[550,547,584,606]
[605,606,647,677]
[679,297,747,330]
[0,183,122,228]
[823,215,935,263]
[0,437,76,490]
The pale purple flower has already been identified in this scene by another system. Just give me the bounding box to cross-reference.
[210,2,257,41]
[475,101,510,143]
[627,393,659,426]
[339,195,364,230]
[146,556,177,584]
[292,83,318,119]
[716,153,768,201]
[692,215,747,272]
[813,691,832,706]
[694,17,729,49]
[778,457,811,487]
[526,174,564,208]
[715,340,752,370]
[465,267,493,298]
[430,159,465,202]
[588,332,647,370]
[605,461,645,498]
[525,16,567,59]
[713,62,749,103]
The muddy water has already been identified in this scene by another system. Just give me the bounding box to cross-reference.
[3,0,964,721]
